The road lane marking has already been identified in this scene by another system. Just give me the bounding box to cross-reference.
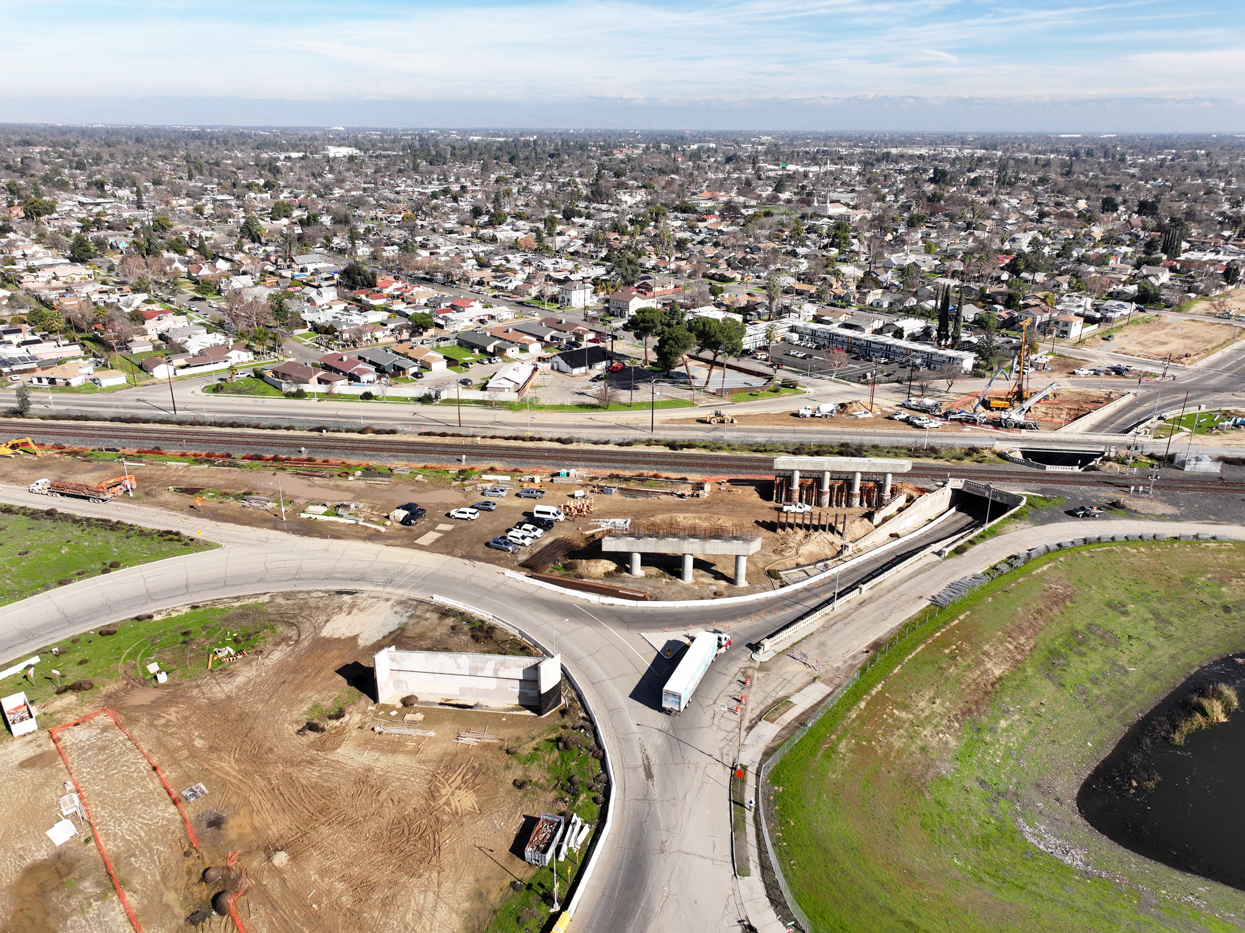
[575,606,648,664]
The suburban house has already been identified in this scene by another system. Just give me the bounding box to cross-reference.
[558,281,594,309]
[318,352,379,384]
[510,321,566,345]
[140,355,177,380]
[607,288,649,318]
[486,361,535,393]
[28,359,93,387]
[550,345,611,375]
[183,344,254,368]
[392,342,448,372]
[90,369,128,388]
[1052,314,1085,340]
[456,331,517,358]
[539,317,594,339]
[128,338,154,354]
[266,361,348,390]
[487,327,541,353]
[354,346,420,377]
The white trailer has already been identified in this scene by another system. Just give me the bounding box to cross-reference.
[661,631,731,714]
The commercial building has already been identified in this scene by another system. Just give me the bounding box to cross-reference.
[790,321,975,372]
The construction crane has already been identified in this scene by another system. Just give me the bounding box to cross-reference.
[978,320,1035,411]
[0,437,40,458]
[998,381,1060,430]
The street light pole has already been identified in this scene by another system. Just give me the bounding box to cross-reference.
[651,381,656,434]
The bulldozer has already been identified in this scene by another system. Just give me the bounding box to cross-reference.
[0,437,40,458]
[703,410,738,425]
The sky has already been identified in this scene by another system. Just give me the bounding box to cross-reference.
[1,0,1243,131]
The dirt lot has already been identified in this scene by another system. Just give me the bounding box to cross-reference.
[0,453,910,599]
[1078,316,1244,362]
[0,594,594,933]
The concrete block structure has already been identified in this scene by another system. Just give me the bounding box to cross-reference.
[601,533,762,586]
[773,455,912,509]
[374,648,562,715]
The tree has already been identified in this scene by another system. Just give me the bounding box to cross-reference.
[765,273,782,317]
[975,332,1002,370]
[1137,280,1162,306]
[151,214,173,233]
[1101,195,1119,213]
[626,307,664,364]
[15,384,31,417]
[939,363,962,393]
[594,377,618,410]
[22,196,55,221]
[268,290,293,333]
[240,214,265,243]
[488,208,507,227]
[935,285,951,346]
[690,316,744,392]
[407,311,435,333]
[655,324,694,372]
[338,260,376,291]
[270,199,294,220]
[68,233,97,263]
[825,348,849,378]
[764,322,778,360]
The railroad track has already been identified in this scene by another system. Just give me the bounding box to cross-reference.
[5,419,1241,494]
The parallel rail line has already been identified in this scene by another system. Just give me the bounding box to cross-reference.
[4,419,1240,494]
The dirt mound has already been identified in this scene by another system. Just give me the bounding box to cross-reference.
[839,399,875,414]
[567,559,618,579]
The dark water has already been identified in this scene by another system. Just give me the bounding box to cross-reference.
[1079,654,1245,889]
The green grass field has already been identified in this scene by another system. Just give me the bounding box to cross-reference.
[0,504,215,605]
[207,376,285,397]
[771,541,1245,933]
[0,602,274,734]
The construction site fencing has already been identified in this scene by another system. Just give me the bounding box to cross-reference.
[48,706,201,933]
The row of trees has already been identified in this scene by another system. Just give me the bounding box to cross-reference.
[624,305,747,389]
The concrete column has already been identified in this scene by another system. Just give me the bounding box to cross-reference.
[629,552,642,576]
[789,469,800,503]
[681,552,694,583]
[849,471,862,508]
[819,470,831,508]
[733,554,748,587]
[882,472,893,500]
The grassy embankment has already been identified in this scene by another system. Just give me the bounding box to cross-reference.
[0,503,216,605]
[771,541,1245,933]
[0,602,274,735]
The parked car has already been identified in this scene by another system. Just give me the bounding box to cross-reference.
[529,516,556,531]
[473,500,498,511]
[599,486,617,495]
[1071,505,1105,519]
[910,416,942,429]
[486,537,518,553]
[482,486,509,497]
[449,507,480,521]
[506,529,536,547]
[1072,368,1092,376]
[608,361,625,372]
[517,488,545,499]
[396,502,426,526]
[513,522,545,539]
[459,377,474,386]
[781,502,812,513]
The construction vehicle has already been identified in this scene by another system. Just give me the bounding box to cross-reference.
[797,406,815,418]
[979,320,1038,411]
[997,381,1060,430]
[28,475,135,503]
[704,410,737,425]
[0,437,39,458]
[662,631,732,714]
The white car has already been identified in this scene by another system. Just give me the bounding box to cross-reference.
[506,529,536,546]
[910,417,942,429]
[514,522,545,539]
[1072,368,1092,376]
[781,502,812,513]
[449,507,480,521]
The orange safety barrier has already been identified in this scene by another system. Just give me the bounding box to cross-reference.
[225,850,252,933]
[48,707,202,933]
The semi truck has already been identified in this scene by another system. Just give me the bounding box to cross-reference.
[28,475,135,503]
[661,630,731,714]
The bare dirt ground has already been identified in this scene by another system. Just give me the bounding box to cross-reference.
[0,453,921,598]
[0,594,579,933]
[1078,317,1244,363]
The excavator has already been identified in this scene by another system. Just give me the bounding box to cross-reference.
[0,437,40,458]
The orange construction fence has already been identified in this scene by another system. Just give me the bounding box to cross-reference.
[48,707,202,933]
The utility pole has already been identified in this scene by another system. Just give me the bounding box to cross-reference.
[457,380,462,428]
[651,382,657,434]
[166,367,178,415]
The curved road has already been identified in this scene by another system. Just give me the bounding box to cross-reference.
[2,485,1241,932]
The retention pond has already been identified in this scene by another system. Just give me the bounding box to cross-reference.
[1079,652,1245,890]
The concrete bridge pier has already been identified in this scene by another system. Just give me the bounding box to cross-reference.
[734,554,748,586]
[790,468,801,502]
[630,552,643,576]
[681,552,694,583]
[882,472,893,500]
[818,470,831,508]
[849,471,862,508]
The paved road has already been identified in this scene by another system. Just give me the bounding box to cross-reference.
[2,483,1240,931]
[0,484,976,933]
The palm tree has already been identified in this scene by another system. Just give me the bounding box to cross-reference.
[764,323,778,361]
